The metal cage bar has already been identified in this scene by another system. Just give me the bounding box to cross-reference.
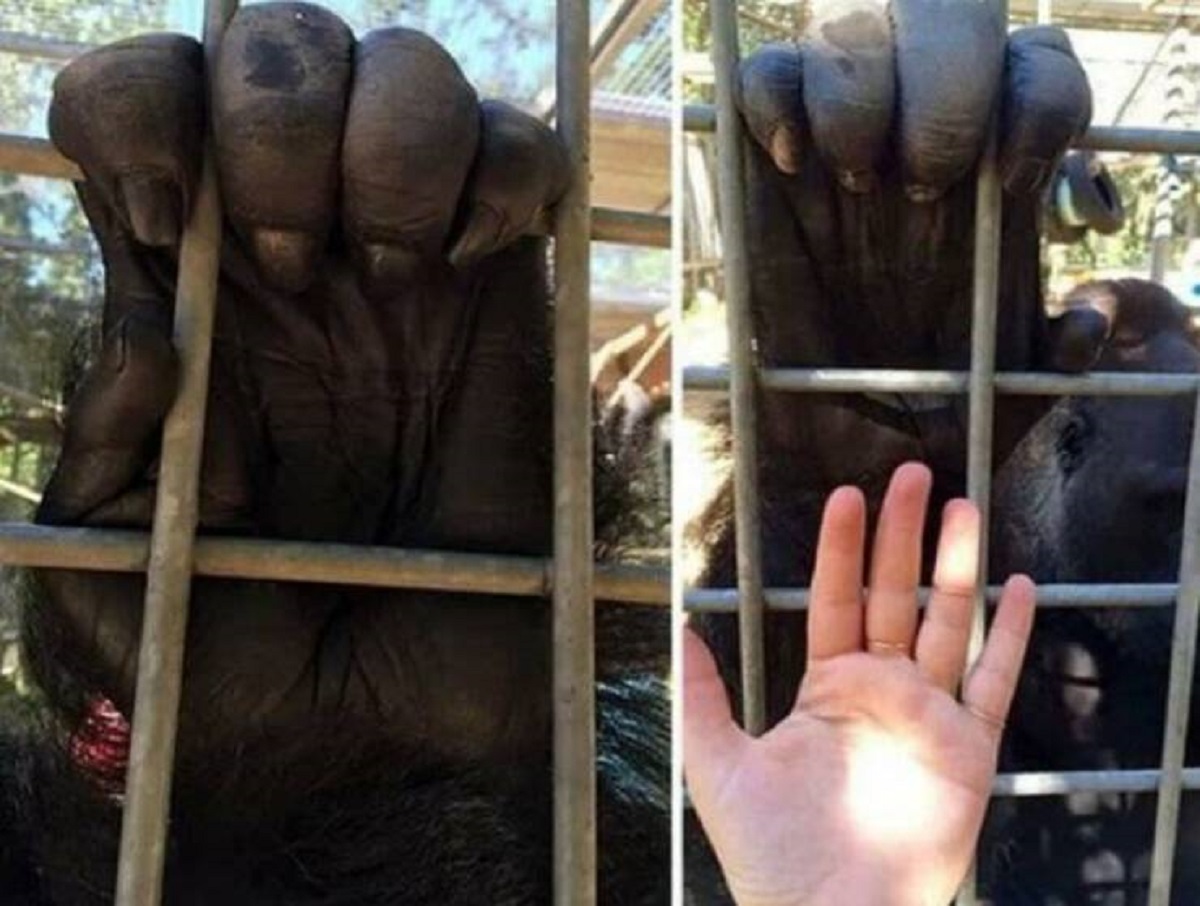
[683,583,1179,612]
[114,3,234,902]
[684,365,1200,396]
[956,13,1007,900]
[1148,392,1200,903]
[0,523,668,604]
[707,0,767,736]
[553,0,597,900]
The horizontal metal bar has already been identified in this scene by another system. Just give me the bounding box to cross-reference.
[682,103,1200,155]
[684,365,1200,397]
[0,135,669,248]
[0,523,669,605]
[994,769,1200,797]
[1078,126,1200,156]
[684,584,1179,612]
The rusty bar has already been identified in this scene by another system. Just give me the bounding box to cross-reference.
[114,2,236,903]
[553,0,597,900]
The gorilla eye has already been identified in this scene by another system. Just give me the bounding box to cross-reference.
[1056,410,1093,475]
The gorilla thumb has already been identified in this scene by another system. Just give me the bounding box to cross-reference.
[38,313,178,526]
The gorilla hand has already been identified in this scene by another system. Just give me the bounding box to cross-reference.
[31,2,569,763]
[734,1,1103,485]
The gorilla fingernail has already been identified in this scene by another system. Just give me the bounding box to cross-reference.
[119,172,181,248]
[249,228,320,294]
[448,204,506,269]
[770,125,802,175]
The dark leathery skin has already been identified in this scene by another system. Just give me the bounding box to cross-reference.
[17,5,665,904]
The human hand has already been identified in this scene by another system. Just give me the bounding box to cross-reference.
[684,463,1036,906]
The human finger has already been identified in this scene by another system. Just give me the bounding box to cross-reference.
[915,499,979,692]
[807,485,867,663]
[865,462,931,657]
[682,628,746,799]
[962,575,1036,735]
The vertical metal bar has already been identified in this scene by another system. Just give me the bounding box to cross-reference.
[957,4,1007,903]
[553,0,596,902]
[965,132,1003,666]
[1148,390,1200,903]
[708,0,766,735]
[114,2,235,903]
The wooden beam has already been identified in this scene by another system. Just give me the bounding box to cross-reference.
[0,30,92,61]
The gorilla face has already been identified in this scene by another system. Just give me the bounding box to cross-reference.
[995,280,1200,586]
[7,5,668,904]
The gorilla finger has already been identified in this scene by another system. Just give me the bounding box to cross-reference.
[343,28,480,298]
[735,44,806,174]
[999,27,1092,196]
[892,0,1005,201]
[801,0,894,192]
[37,314,178,526]
[448,101,569,268]
[49,34,204,247]
[214,3,354,293]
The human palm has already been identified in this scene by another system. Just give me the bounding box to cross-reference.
[685,464,1036,906]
